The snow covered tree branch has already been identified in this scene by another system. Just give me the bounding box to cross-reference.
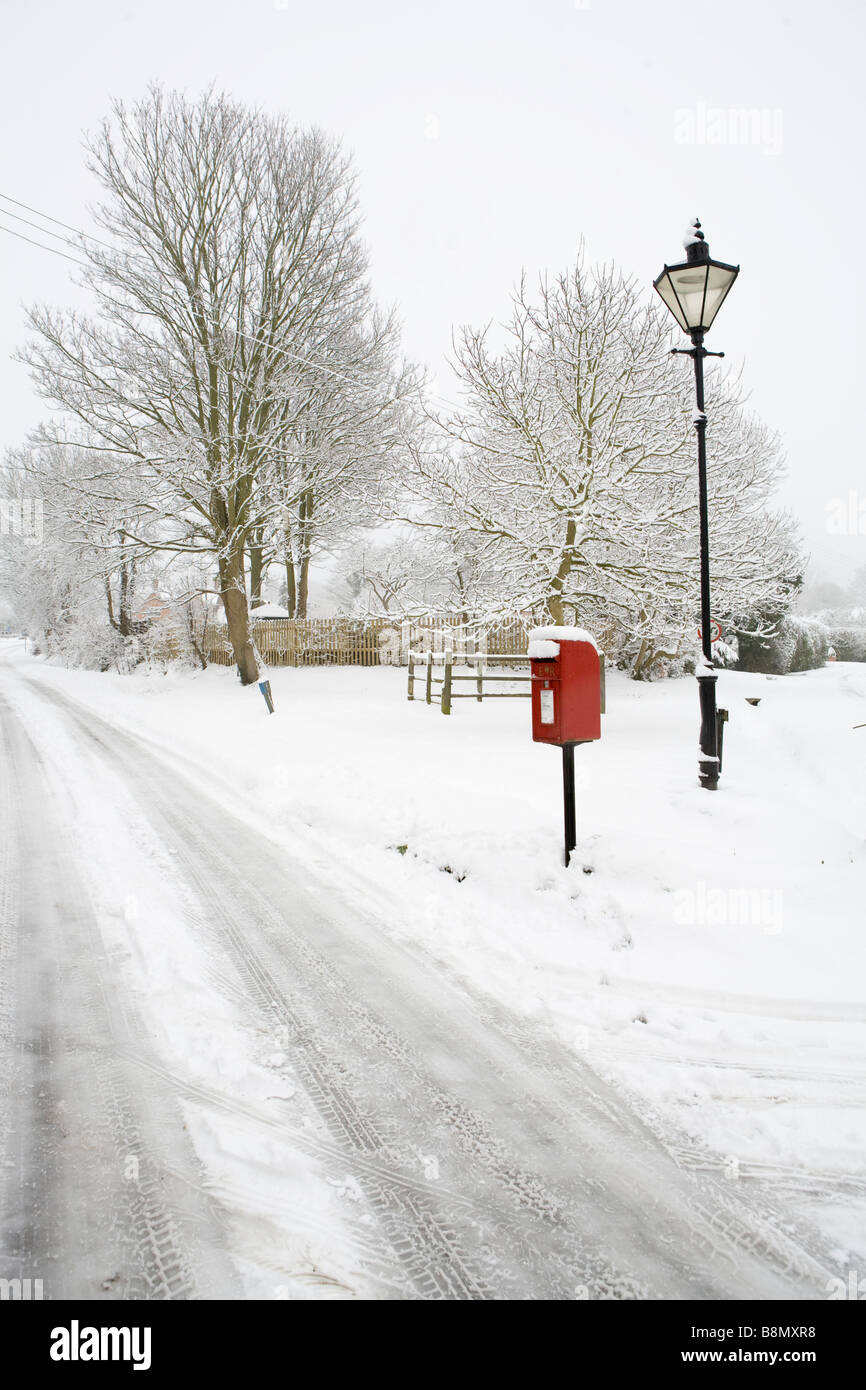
[399,251,803,675]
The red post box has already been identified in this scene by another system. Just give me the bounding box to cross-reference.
[529,627,602,745]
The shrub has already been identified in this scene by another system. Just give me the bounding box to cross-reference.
[736,615,829,675]
[826,626,866,662]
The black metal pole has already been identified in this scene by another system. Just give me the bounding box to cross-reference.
[562,743,576,867]
[691,329,719,790]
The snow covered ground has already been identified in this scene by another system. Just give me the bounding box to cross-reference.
[1,638,864,1295]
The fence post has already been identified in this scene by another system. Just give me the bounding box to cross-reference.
[442,649,452,715]
[408,650,415,701]
[475,650,484,703]
[425,649,433,705]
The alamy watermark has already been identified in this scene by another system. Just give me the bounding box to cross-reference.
[0,1277,44,1299]
[50,1322,151,1371]
[0,497,43,545]
[673,882,783,935]
[826,1270,865,1300]
[826,490,866,536]
[674,104,783,156]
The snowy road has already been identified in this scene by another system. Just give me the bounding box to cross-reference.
[0,656,838,1299]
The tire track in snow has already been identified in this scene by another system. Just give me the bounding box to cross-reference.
[0,690,234,1299]
[40,700,662,1299]
[3,664,843,1299]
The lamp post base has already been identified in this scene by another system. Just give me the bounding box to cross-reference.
[697,671,720,790]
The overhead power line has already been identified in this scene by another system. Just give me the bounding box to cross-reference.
[0,191,117,253]
[0,203,365,385]
[0,221,91,268]
[0,188,451,401]
[1,205,87,249]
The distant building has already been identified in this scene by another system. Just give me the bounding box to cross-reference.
[134,581,174,625]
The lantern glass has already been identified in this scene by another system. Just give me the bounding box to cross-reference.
[654,258,738,335]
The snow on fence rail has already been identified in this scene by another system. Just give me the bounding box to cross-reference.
[408,649,532,714]
[197,615,531,669]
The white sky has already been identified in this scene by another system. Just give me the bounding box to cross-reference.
[1,0,864,581]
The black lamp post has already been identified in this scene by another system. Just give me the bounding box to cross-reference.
[654,218,739,790]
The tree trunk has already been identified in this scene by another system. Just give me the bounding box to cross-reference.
[454,567,469,628]
[184,601,208,671]
[285,558,297,617]
[297,552,310,619]
[219,546,259,684]
[295,490,313,619]
[249,529,264,608]
[118,556,131,634]
[632,637,650,680]
[546,516,577,625]
[105,558,136,637]
[105,578,118,631]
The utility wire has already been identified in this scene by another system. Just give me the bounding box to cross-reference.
[0,196,351,380]
[0,211,383,387]
[0,188,449,400]
[0,221,91,268]
[0,191,117,253]
[1,205,89,249]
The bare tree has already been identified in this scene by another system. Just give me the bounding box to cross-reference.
[402,252,802,672]
[18,85,392,683]
[255,308,418,616]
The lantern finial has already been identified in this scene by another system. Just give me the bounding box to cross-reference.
[683,217,710,264]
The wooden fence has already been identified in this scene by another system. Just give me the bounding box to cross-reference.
[198,614,532,669]
[408,646,607,715]
[408,650,531,713]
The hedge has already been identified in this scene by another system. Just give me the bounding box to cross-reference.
[735,615,830,675]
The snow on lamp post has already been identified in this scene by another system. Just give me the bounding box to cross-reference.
[654,218,739,791]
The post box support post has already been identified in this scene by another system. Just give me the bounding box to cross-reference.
[562,743,576,868]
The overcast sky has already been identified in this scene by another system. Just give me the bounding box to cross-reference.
[2,0,864,582]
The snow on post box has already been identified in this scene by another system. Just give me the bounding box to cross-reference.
[529,626,602,745]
